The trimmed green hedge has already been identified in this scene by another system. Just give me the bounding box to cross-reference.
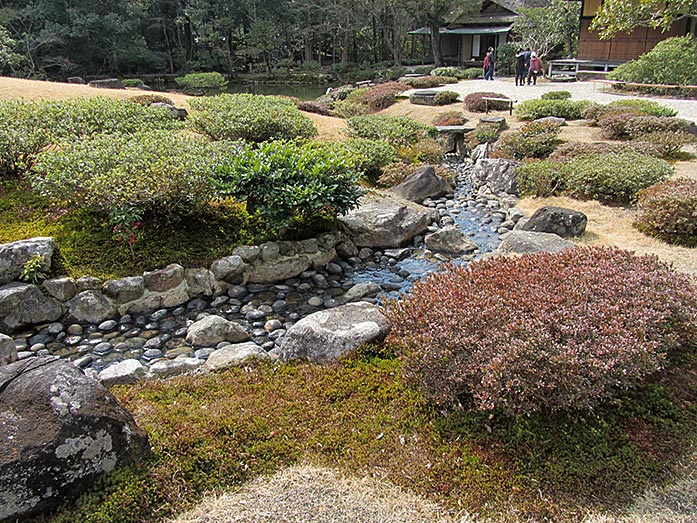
[345,114,436,147]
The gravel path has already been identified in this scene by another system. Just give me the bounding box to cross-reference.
[407,78,697,122]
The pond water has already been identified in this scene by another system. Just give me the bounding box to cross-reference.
[226,83,329,101]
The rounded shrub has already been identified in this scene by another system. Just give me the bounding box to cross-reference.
[634,178,697,247]
[345,114,436,147]
[384,246,697,414]
[174,72,228,94]
[563,152,673,204]
[541,90,572,100]
[460,67,483,79]
[332,138,398,180]
[516,99,592,120]
[632,130,696,158]
[608,35,697,86]
[362,82,408,111]
[516,160,564,197]
[130,94,175,106]
[395,137,444,164]
[607,99,677,117]
[212,140,365,231]
[400,76,458,89]
[188,93,318,143]
[30,130,233,217]
[432,111,467,126]
[494,120,561,160]
[433,90,460,106]
[333,88,371,118]
[469,124,501,145]
[549,140,663,161]
[430,66,460,78]
[463,92,510,112]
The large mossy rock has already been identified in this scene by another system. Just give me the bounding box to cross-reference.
[0,237,56,285]
[390,165,453,203]
[518,206,587,237]
[0,282,63,332]
[0,357,150,521]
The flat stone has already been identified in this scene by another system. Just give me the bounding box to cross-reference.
[204,342,270,372]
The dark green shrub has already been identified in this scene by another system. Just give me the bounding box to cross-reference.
[632,130,696,158]
[122,79,146,88]
[400,76,458,88]
[608,35,697,86]
[174,72,228,94]
[0,98,182,178]
[31,131,231,217]
[516,160,565,197]
[541,90,572,100]
[563,152,673,204]
[460,67,483,79]
[430,67,461,78]
[549,141,663,161]
[473,124,501,144]
[433,90,460,106]
[213,140,365,231]
[130,94,175,106]
[516,99,592,120]
[188,94,318,143]
[432,111,467,126]
[332,138,398,179]
[384,246,697,414]
[634,178,697,247]
[345,114,436,147]
[333,88,371,118]
[463,92,510,113]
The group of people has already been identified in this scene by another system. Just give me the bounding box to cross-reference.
[481,46,544,85]
[515,48,544,85]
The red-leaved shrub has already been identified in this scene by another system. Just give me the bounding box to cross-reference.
[363,81,408,111]
[634,178,697,247]
[464,92,510,113]
[384,247,697,414]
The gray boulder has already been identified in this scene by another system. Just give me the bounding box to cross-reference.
[0,333,17,365]
[470,142,494,161]
[149,357,203,377]
[0,357,150,521]
[533,116,566,126]
[338,192,438,248]
[97,359,147,386]
[88,78,124,89]
[67,290,117,324]
[471,158,521,195]
[279,302,391,363]
[0,237,56,285]
[518,206,587,237]
[204,343,270,372]
[341,282,382,303]
[425,226,478,256]
[185,268,216,297]
[103,276,145,304]
[391,165,454,203]
[210,255,246,283]
[143,263,184,292]
[42,277,78,302]
[498,230,575,254]
[186,315,250,346]
[0,282,63,332]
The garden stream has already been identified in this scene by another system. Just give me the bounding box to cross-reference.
[10,159,508,377]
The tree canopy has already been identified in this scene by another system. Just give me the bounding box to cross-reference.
[590,0,697,39]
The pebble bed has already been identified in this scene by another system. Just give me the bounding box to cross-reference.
[9,160,515,376]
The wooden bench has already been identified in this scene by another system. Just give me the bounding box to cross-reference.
[482,97,515,115]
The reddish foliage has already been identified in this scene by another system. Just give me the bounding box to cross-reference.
[384,247,697,414]
[463,92,510,113]
[363,82,408,111]
[635,177,697,247]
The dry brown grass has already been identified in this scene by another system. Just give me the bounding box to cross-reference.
[516,196,697,274]
[170,464,471,523]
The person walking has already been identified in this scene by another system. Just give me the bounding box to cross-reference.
[484,47,495,80]
[523,47,531,83]
[515,49,526,86]
[528,52,543,85]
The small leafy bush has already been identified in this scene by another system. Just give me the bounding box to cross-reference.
[430,67,460,78]
[333,88,371,118]
[634,178,697,247]
[607,99,677,117]
[213,140,365,231]
[384,246,697,414]
[494,120,562,160]
[400,76,458,88]
[632,130,696,158]
[345,114,436,147]
[432,111,467,126]
[331,138,398,180]
[623,116,692,139]
[189,94,318,143]
[174,72,228,94]
[31,131,230,217]
[377,162,454,187]
[20,253,49,284]
[608,35,697,86]
[463,92,510,113]
[362,81,408,111]
[130,94,175,106]
[469,124,501,145]
[461,67,483,79]
[597,110,645,138]
[549,141,663,161]
[395,137,444,165]
[541,90,572,100]
[516,99,592,120]
[516,160,564,197]
[315,85,357,108]
[563,152,673,204]
[122,79,146,88]
[433,90,459,106]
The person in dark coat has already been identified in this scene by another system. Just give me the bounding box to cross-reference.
[484,47,495,80]
[515,49,526,86]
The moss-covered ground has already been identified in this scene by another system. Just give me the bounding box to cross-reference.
[27,346,697,523]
